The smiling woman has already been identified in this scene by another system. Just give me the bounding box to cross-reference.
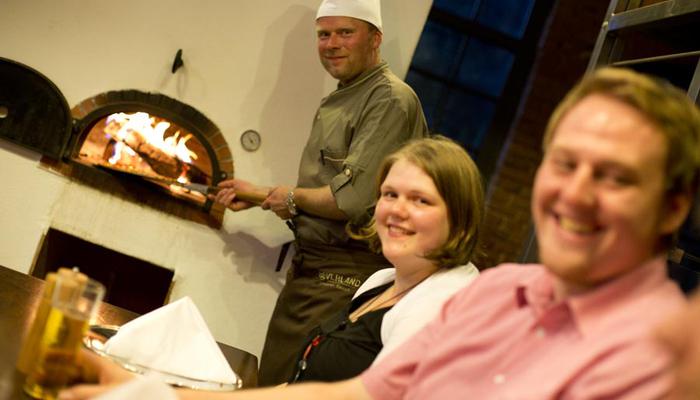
[282,136,484,383]
[374,158,450,269]
[357,135,485,269]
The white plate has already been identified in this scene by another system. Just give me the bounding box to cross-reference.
[83,325,242,391]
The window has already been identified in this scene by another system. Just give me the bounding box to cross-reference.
[407,0,552,182]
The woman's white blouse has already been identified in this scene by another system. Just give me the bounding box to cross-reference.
[351,263,480,363]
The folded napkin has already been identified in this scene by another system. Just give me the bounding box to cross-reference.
[103,296,238,384]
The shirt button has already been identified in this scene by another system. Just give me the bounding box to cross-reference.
[344,168,352,177]
[493,374,506,384]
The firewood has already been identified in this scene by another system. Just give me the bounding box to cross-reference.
[121,130,184,178]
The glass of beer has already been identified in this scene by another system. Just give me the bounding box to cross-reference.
[23,274,105,399]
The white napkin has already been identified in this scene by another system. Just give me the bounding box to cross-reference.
[103,296,238,384]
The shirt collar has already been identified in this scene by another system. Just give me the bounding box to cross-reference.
[515,256,670,337]
[336,60,387,90]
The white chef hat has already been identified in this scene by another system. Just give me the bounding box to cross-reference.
[316,0,383,32]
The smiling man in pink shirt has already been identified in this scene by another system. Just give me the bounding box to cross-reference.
[60,68,700,400]
[357,68,700,399]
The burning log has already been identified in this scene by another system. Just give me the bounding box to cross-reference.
[120,129,183,178]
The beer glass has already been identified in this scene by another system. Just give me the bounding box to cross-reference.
[23,275,105,399]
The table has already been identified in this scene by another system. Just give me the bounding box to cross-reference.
[0,265,258,399]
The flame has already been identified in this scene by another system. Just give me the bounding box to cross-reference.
[104,112,198,166]
[107,141,137,165]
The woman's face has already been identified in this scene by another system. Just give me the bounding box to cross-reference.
[375,159,449,269]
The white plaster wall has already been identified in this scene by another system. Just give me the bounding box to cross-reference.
[0,0,431,358]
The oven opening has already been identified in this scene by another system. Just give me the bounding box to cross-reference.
[32,228,175,314]
[75,111,215,206]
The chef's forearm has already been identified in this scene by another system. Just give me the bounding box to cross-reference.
[293,186,347,220]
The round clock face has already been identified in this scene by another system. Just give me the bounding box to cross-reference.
[240,129,261,152]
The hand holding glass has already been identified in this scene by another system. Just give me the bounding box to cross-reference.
[24,276,105,399]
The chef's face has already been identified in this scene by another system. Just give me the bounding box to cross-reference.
[316,16,381,85]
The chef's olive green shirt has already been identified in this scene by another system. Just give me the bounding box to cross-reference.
[294,61,428,246]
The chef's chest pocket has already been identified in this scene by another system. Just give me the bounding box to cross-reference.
[321,147,348,175]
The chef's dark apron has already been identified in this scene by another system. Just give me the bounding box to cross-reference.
[257,238,388,386]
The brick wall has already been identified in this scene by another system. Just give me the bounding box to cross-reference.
[474,1,609,269]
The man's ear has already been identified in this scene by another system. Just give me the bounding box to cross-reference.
[661,191,693,235]
[372,31,382,50]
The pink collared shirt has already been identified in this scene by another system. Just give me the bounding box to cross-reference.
[361,257,686,399]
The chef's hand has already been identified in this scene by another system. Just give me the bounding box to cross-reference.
[263,185,293,220]
[213,179,263,212]
[58,349,136,400]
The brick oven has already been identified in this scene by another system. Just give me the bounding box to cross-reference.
[0,56,235,228]
[0,56,244,313]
